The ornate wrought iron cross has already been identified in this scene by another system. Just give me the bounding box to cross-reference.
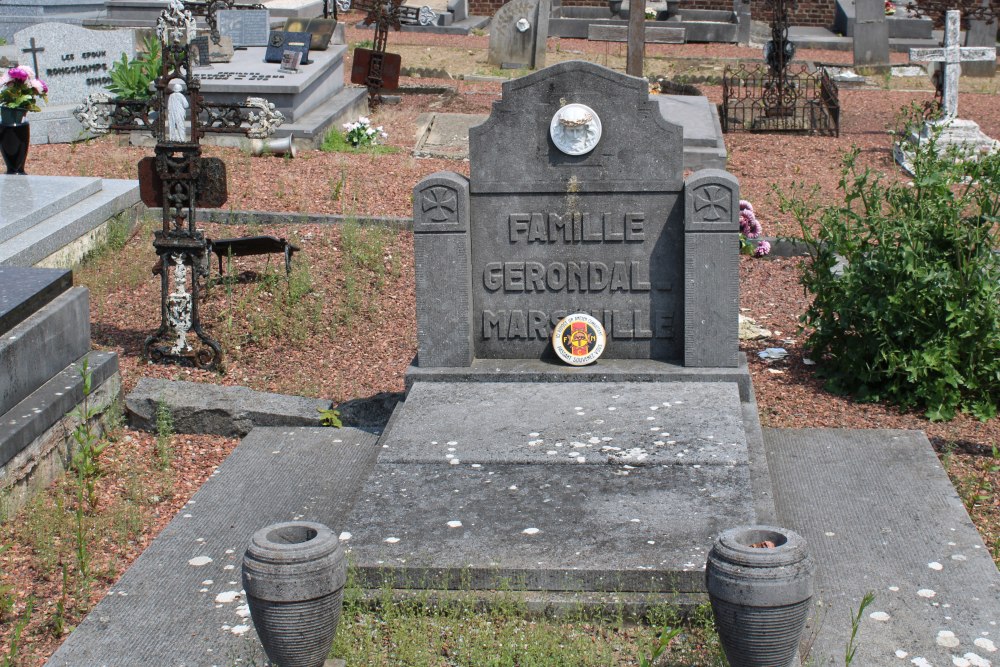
[343,0,434,106]
[75,0,283,370]
[762,0,798,117]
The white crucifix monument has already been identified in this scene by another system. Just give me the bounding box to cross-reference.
[896,9,1000,171]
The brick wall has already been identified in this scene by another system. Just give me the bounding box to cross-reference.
[468,0,836,27]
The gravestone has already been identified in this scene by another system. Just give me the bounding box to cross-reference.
[487,0,550,69]
[344,61,753,599]
[13,23,136,108]
[852,0,889,67]
[413,60,738,369]
[217,9,272,47]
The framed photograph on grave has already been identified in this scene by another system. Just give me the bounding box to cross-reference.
[279,50,302,73]
[350,48,401,90]
[282,18,337,51]
[264,31,312,65]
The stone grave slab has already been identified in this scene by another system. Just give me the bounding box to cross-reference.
[46,427,380,667]
[193,45,346,123]
[0,266,71,334]
[413,112,482,159]
[344,379,756,592]
[0,286,89,417]
[765,428,1000,666]
[378,381,747,466]
[345,461,753,592]
[0,176,102,244]
[13,23,135,107]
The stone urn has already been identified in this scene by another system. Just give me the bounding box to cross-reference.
[242,521,347,667]
[705,525,815,667]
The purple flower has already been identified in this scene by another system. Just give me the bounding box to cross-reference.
[7,67,30,82]
[754,240,771,257]
[31,78,48,94]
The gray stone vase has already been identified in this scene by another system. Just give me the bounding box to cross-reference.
[242,521,347,667]
[705,525,815,667]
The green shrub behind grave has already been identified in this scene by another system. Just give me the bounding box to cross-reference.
[108,34,161,100]
[782,133,1000,422]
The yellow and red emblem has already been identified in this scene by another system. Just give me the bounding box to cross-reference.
[552,313,607,366]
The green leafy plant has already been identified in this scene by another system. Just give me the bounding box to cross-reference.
[639,625,682,666]
[845,591,875,665]
[71,359,108,511]
[317,407,342,427]
[108,33,161,100]
[781,128,1000,421]
[2,596,33,667]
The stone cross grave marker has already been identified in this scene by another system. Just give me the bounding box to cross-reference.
[13,23,135,107]
[910,10,997,119]
[412,60,740,369]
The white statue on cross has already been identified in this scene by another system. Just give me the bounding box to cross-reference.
[909,10,996,121]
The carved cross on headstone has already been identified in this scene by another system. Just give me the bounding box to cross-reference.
[910,10,997,119]
[74,0,283,370]
[20,37,44,74]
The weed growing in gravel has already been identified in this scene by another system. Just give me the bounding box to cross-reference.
[780,129,1000,421]
[334,219,394,326]
[845,591,875,665]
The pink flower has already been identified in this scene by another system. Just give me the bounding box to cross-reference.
[754,240,771,257]
[0,72,10,87]
[31,78,48,94]
[7,67,30,82]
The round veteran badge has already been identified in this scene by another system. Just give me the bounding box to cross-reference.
[552,313,606,366]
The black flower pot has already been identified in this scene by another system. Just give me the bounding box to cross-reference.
[0,108,30,175]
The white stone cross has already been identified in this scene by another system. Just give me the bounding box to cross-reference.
[910,10,997,120]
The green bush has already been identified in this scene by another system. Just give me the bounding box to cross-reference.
[782,134,1000,421]
[108,34,161,100]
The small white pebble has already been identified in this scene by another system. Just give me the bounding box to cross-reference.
[230,625,251,635]
[522,527,540,535]
[974,638,996,652]
[870,611,891,621]
[188,556,213,567]
[384,537,400,544]
[918,589,936,598]
[889,586,900,592]
[937,630,960,648]
[447,520,462,528]
[929,561,944,571]
[339,531,352,541]
[896,649,909,658]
